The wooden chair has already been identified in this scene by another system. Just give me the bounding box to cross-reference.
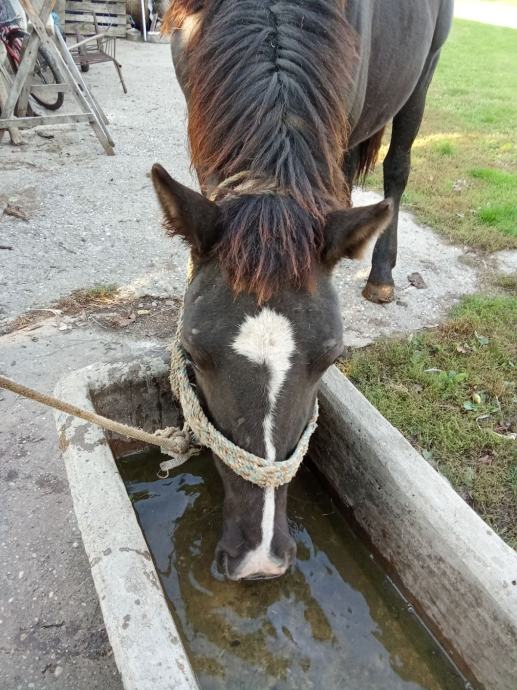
[65,2,127,93]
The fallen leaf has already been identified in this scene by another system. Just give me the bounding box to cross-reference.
[456,344,470,354]
[475,331,489,346]
[112,313,136,328]
[407,272,427,289]
[36,130,55,140]
[472,393,482,405]
[478,454,493,465]
[3,204,29,221]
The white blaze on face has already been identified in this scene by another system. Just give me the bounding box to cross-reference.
[231,308,295,578]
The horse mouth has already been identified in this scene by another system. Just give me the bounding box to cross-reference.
[241,572,284,581]
[216,549,290,582]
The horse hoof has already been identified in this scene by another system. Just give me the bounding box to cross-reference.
[362,282,395,304]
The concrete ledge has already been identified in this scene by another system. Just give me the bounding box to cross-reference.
[312,366,517,690]
[54,355,199,690]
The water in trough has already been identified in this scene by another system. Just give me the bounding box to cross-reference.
[117,448,468,690]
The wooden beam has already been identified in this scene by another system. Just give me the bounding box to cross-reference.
[29,83,72,94]
[0,113,92,128]
[64,14,127,25]
[0,56,22,145]
[66,1,126,14]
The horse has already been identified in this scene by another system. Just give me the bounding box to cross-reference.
[153,0,453,581]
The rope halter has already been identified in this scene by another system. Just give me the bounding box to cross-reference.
[163,339,318,488]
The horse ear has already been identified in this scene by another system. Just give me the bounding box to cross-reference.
[151,163,220,255]
[322,199,393,267]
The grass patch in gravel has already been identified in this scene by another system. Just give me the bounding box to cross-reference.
[58,283,120,311]
[495,273,517,294]
[339,295,517,547]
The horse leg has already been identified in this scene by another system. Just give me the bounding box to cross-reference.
[363,52,441,304]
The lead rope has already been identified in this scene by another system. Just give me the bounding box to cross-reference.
[0,374,200,461]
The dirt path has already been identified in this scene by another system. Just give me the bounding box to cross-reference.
[0,39,493,690]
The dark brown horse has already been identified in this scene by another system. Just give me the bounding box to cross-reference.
[153,0,452,580]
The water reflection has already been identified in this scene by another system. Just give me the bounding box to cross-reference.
[118,451,466,690]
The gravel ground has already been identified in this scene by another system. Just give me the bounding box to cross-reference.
[0,40,192,325]
[0,38,496,690]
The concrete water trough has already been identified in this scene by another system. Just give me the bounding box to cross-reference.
[54,353,517,690]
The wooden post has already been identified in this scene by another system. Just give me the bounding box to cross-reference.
[0,0,54,144]
[0,0,115,155]
[0,51,22,145]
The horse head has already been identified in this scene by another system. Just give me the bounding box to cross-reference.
[152,164,392,580]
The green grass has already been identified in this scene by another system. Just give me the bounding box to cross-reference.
[339,296,517,547]
[83,284,119,300]
[56,283,120,312]
[495,273,517,293]
[366,19,517,250]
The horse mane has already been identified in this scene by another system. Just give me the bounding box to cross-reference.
[167,0,355,301]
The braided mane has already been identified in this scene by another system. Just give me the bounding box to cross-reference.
[166,0,354,301]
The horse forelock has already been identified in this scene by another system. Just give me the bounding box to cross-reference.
[176,0,355,299]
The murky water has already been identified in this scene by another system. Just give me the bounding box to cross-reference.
[117,449,468,690]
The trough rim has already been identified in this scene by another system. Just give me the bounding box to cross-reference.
[54,355,200,690]
[315,367,517,690]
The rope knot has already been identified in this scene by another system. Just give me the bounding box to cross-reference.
[155,423,201,478]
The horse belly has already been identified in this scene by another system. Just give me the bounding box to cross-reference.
[348,0,442,146]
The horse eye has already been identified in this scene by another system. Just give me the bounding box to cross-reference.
[334,344,345,362]
[185,353,201,372]
[184,344,213,372]
[311,343,344,370]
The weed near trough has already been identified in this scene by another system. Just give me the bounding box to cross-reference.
[57,283,120,312]
[495,273,517,294]
[340,296,517,547]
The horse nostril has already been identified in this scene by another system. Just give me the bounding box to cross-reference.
[215,546,229,577]
[285,539,297,565]
[272,537,297,569]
